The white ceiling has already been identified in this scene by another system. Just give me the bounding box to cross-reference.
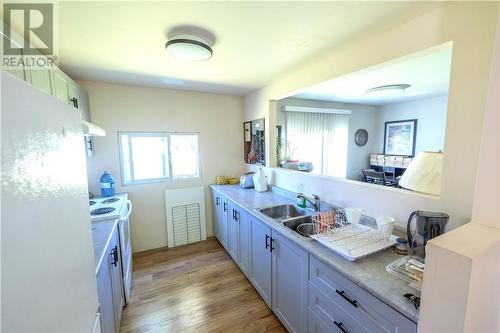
[293,43,453,105]
[56,1,442,95]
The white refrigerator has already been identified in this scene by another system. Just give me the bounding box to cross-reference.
[1,72,100,332]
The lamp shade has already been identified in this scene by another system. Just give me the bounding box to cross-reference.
[399,151,443,196]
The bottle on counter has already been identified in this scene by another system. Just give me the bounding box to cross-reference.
[100,171,115,197]
[253,167,268,192]
[297,183,306,208]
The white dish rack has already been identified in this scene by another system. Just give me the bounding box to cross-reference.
[310,208,397,261]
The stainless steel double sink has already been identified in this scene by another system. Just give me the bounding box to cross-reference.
[258,204,316,239]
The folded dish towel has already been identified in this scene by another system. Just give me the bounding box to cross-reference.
[315,211,336,233]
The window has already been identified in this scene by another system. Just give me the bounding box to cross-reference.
[118,132,200,185]
[284,111,349,178]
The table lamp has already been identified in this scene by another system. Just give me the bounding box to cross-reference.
[399,151,443,196]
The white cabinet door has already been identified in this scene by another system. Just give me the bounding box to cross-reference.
[211,190,221,240]
[220,197,229,249]
[4,47,25,81]
[28,48,54,94]
[96,226,124,333]
[52,68,71,104]
[227,201,240,261]
[68,83,81,112]
[96,243,117,333]
[271,231,309,333]
[29,67,53,94]
[238,208,251,277]
[109,230,124,331]
[3,33,26,80]
[78,88,91,121]
[249,216,272,307]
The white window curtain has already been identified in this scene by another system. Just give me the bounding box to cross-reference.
[284,111,349,178]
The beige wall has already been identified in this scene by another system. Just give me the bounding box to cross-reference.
[80,81,244,252]
[244,2,499,230]
[420,8,500,330]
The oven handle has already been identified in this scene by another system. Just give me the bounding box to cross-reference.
[120,200,132,221]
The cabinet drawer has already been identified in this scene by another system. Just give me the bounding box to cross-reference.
[308,308,331,333]
[309,282,370,333]
[310,256,417,333]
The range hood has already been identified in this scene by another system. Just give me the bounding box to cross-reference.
[82,120,106,136]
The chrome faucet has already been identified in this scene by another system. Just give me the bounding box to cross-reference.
[297,193,320,212]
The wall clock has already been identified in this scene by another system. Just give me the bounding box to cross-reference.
[355,129,369,146]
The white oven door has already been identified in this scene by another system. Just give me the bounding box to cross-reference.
[119,200,133,303]
[119,200,132,255]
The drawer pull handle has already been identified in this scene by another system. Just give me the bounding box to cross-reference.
[336,289,358,308]
[334,321,350,333]
[110,246,118,267]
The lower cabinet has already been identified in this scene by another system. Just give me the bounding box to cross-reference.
[309,282,370,333]
[308,308,332,333]
[96,246,115,333]
[227,201,240,261]
[210,191,221,240]
[210,189,417,333]
[96,226,124,333]
[249,215,273,307]
[238,208,251,277]
[309,256,417,333]
[220,197,229,249]
[272,232,309,333]
[248,215,309,333]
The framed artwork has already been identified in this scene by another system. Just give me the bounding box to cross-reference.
[383,119,417,156]
[243,118,266,165]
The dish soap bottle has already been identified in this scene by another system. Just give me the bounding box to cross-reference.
[100,171,115,197]
[297,184,306,208]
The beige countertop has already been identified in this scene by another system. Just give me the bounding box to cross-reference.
[91,219,118,274]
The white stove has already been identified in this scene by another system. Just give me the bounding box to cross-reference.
[89,193,133,304]
[89,194,127,222]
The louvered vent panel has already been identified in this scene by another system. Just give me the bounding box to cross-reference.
[165,187,206,248]
[171,205,188,246]
[170,204,201,246]
[186,204,201,243]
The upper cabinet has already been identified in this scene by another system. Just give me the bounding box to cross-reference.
[27,48,54,95]
[52,68,72,104]
[3,31,98,155]
[2,32,91,121]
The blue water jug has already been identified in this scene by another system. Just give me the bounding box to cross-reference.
[100,171,115,197]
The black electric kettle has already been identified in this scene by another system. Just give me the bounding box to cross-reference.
[407,210,449,257]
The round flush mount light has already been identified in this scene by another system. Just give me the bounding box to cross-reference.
[365,84,411,97]
[166,35,213,61]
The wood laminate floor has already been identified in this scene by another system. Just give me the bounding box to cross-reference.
[120,238,287,333]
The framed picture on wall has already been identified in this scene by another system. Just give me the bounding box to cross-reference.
[383,119,417,156]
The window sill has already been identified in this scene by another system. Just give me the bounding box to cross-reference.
[122,176,202,186]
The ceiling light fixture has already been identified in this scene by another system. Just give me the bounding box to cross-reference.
[365,84,411,97]
[165,35,213,61]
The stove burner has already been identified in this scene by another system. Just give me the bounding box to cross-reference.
[89,200,96,206]
[91,207,116,215]
[102,198,120,204]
